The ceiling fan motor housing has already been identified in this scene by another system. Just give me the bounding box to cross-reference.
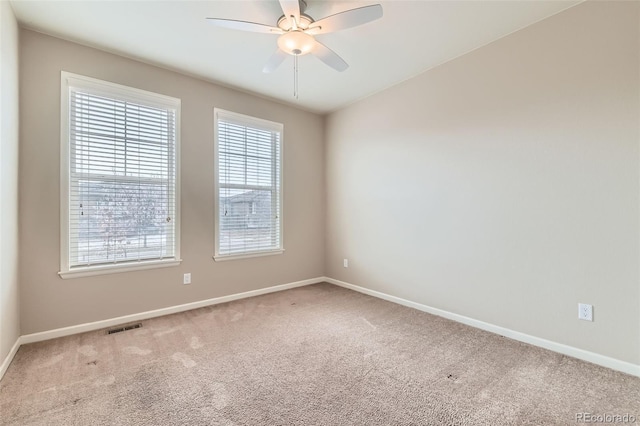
[277,14,314,31]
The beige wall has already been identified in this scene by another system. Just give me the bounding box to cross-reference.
[0,1,21,362]
[19,30,325,334]
[326,1,639,365]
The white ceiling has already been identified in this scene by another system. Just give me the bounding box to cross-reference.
[10,0,581,114]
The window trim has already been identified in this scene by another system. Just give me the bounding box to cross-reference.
[213,108,284,261]
[59,71,181,278]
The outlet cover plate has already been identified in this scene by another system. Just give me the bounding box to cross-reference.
[578,303,593,321]
[183,273,191,285]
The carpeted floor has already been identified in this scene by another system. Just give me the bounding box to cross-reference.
[1,283,638,425]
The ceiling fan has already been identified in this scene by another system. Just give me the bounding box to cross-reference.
[206,0,383,74]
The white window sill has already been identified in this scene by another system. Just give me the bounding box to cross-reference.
[213,249,284,262]
[59,259,182,279]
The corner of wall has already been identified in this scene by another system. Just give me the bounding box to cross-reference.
[0,0,22,375]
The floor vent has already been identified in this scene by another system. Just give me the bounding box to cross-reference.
[107,323,142,335]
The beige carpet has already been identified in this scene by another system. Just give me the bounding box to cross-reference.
[1,283,638,425]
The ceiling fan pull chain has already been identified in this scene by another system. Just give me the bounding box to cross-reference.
[294,54,299,99]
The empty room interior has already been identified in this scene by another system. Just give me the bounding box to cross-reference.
[1,0,639,424]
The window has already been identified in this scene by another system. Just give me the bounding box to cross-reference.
[60,72,180,278]
[214,109,283,260]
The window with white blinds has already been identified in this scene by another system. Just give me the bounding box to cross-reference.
[60,72,181,278]
[214,109,283,260]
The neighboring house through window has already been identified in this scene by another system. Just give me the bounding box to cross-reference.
[59,72,181,278]
[214,109,283,260]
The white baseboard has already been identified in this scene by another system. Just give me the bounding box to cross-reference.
[0,337,22,382]
[0,276,325,381]
[325,277,640,378]
[20,277,324,345]
[4,275,638,381]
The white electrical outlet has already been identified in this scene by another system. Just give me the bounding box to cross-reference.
[183,273,191,285]
[578,303,593,321]
[343,259,349,268]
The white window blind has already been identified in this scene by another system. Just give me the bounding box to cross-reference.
[60,72,180,277]
[214,109,283,259]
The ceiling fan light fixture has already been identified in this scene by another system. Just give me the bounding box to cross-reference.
[277,31,315,56]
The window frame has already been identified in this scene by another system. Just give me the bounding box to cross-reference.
[213,108,284,261]
[59,71,181,278]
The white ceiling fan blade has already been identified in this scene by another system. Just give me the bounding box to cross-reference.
[307,4,383,34]
[206,18,283,34]
[263,49,289,73]
[311,41,349,72]
[279,0,301,28]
